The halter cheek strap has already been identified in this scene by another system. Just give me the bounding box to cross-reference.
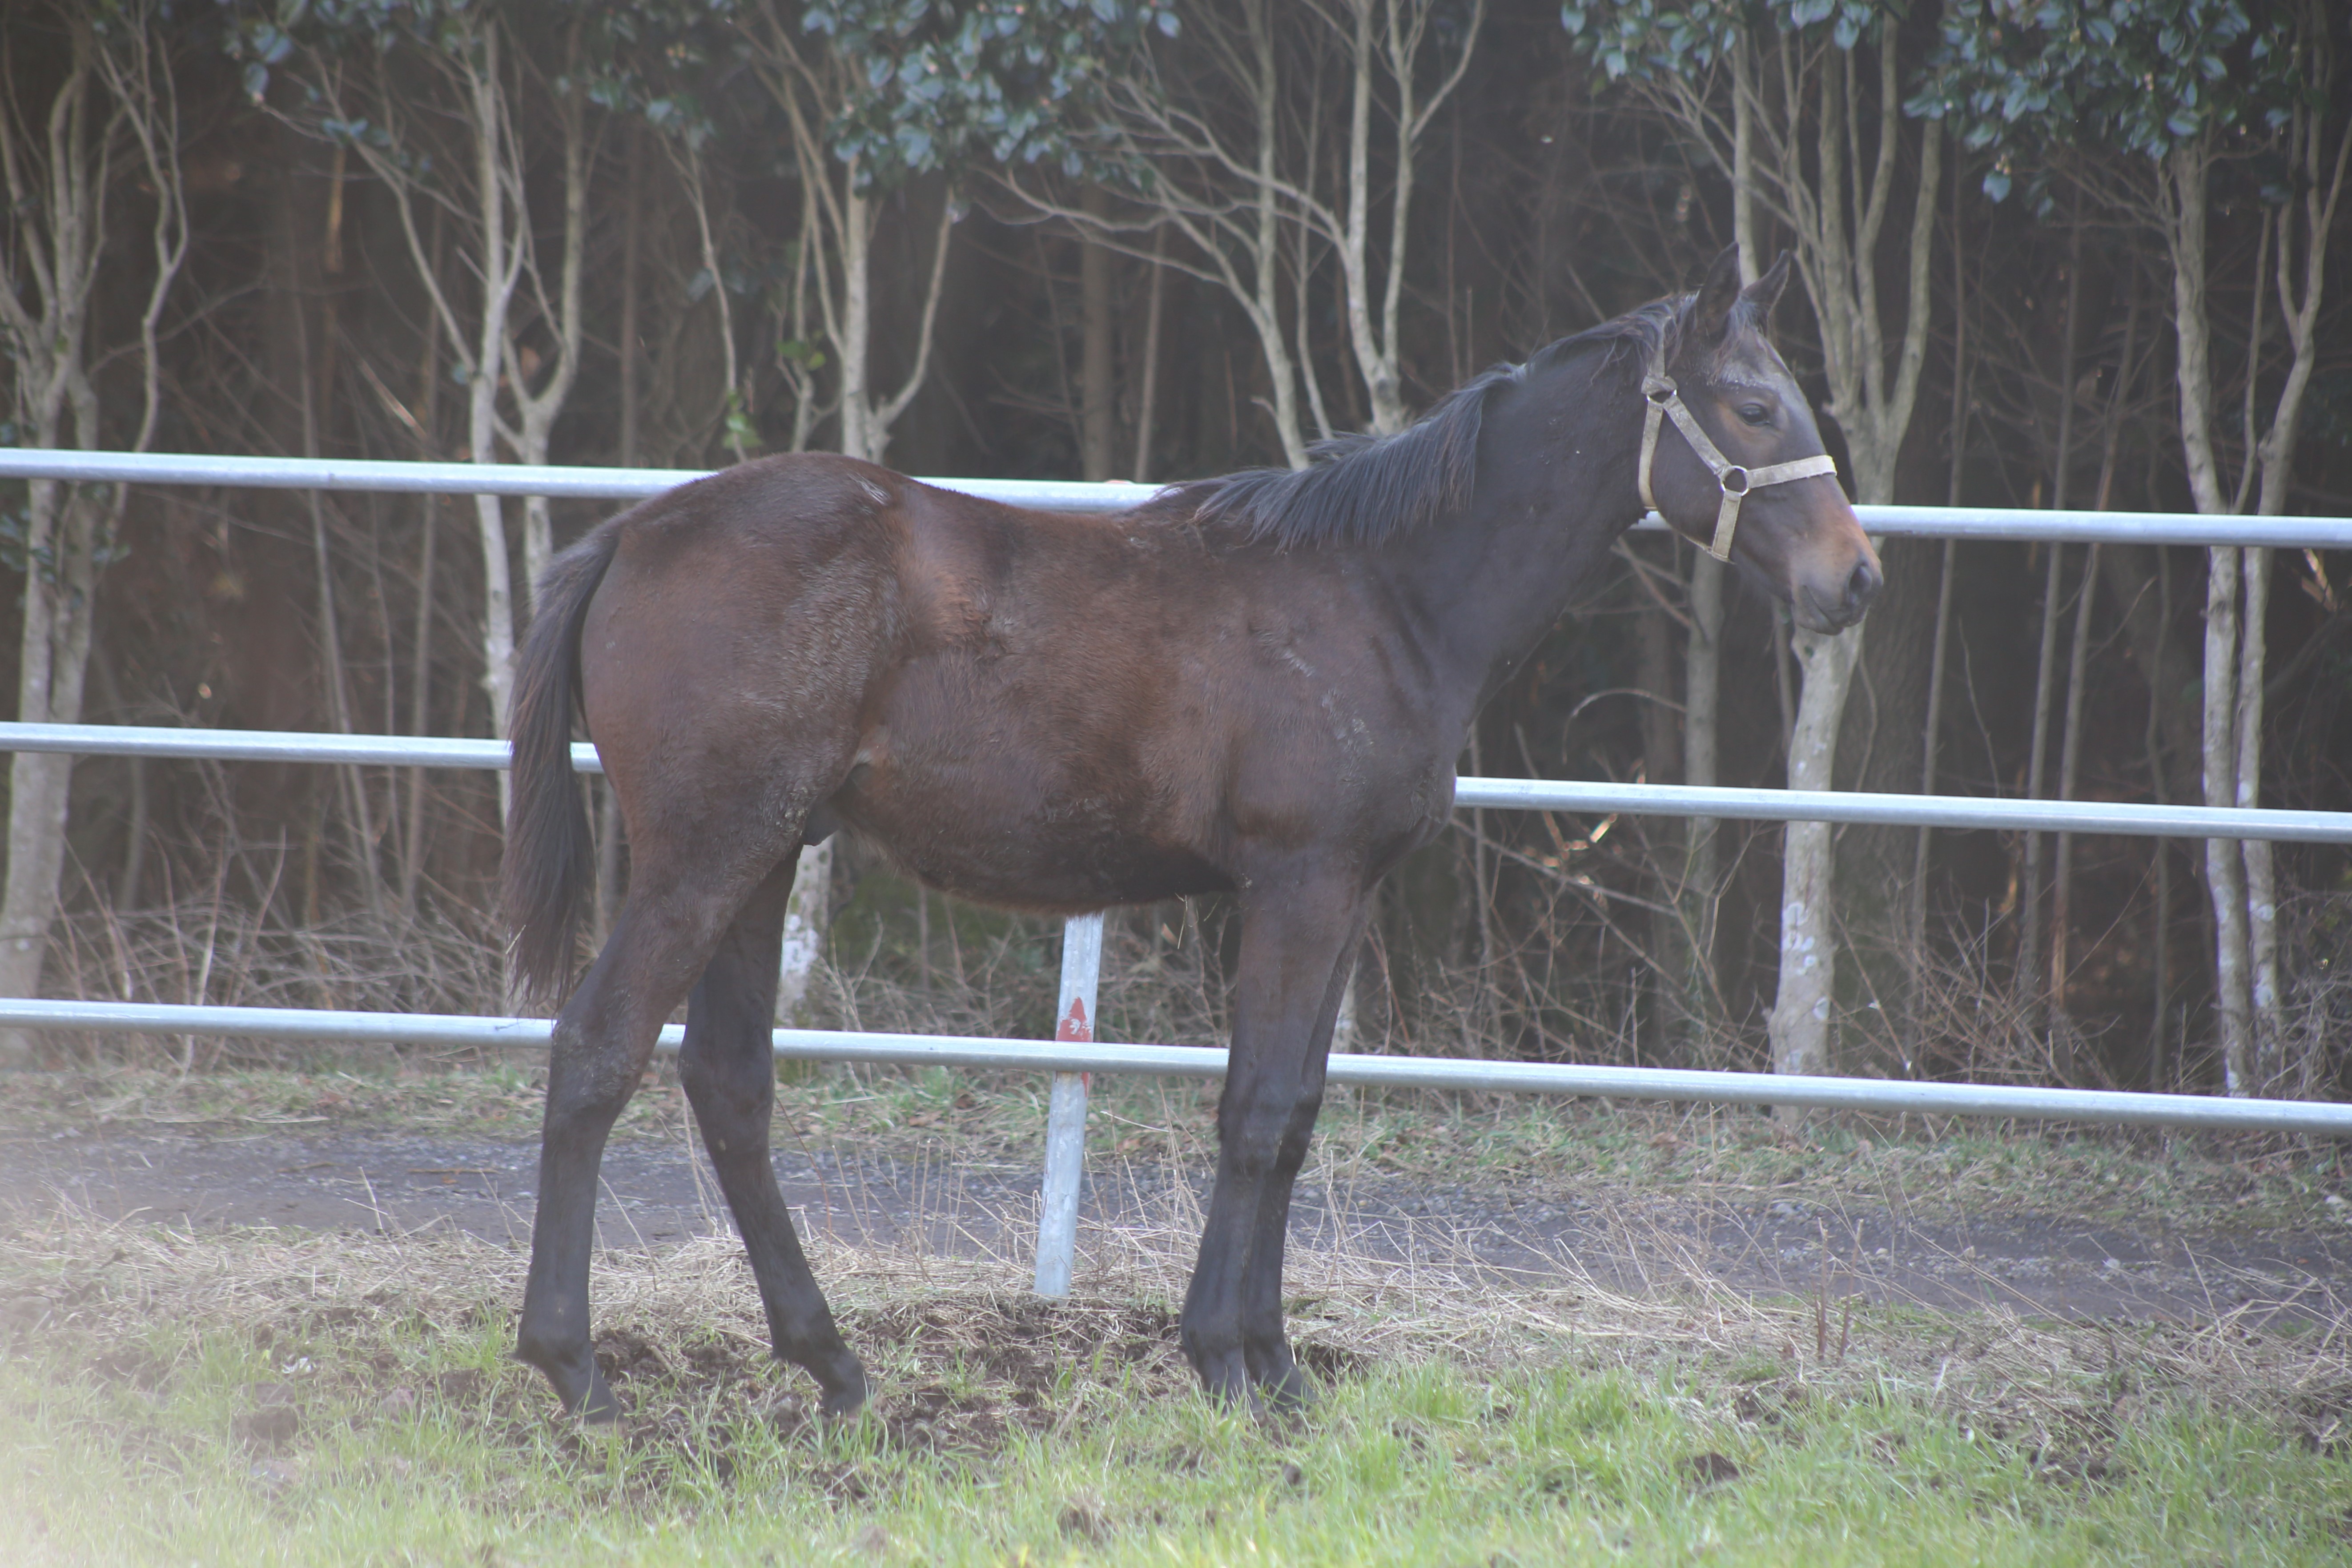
[1637,347,1839,563]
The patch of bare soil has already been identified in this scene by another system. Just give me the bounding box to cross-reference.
[4,1120,2348,1331]
[8,1201,2351,1517]
[0,1220,1206,1516]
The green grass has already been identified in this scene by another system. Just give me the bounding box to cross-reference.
[4,1210,2351,1565]
[5,1300,2347,1565]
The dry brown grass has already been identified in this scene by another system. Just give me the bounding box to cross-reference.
[32,870,2352,1118]
[44,897,504,1069]
[7,1167,2348,1452]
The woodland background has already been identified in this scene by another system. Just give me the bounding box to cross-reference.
[1,0,2348,1099]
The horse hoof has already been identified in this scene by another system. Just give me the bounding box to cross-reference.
[575,1375,625,1425]
[816,1365,870,1421]
[519,1340,619,1424]
[1260,1374,1316,1415]
[1188,1355,1262,1416]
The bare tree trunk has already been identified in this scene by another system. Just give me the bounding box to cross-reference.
[2156,106,2348,1091]
[402,498,438,919]
[1132,230,1167,482]
[508,43,591,609]
[776,840,832,1027]
[89,656,146,911]
[310,486,383,913]
[2201,545,2255,1093]
[1904,537,1955,1075]
[293,262,387,917]
[2020,541,2064,1001]
[472,503,515,753]
[291,21,528,791]
[1681,551,1724,1041]
[619,127,644,477]
[1768,628,1864,1079]
[399,210,447,923]
[2046,270,2142,1063]
[1729,36,1759,285]
[1243,0,1307,466]
[676,140,748,462]
[2146,547,2174,1088]
[1759,32,1940,1093]
[1636,576,1688,1061]
[0,8,187,1058]
[1021,0,1471,466]
[0,482,102,1053]
[2234,546,2279,1084]
[1906,154,1969,1076]
[1329,938,1361,1054]
[1080,187,1118,481]
[2244,95,2351,1087]
[2020,212,2085,1017]
[453,30,522,763]
[2048,545,2100,1076]
[1681,51,1755,1050]
[2160,138,2258,1091]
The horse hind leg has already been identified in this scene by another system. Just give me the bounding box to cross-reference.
[514,833,805,1420]
[677,853,867,1416]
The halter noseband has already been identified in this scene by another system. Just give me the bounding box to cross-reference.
[1637,344,1839,563]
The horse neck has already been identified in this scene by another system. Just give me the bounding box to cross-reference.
[1377,350,1647,720]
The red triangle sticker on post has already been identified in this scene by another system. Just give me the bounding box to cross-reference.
[1056,996,1092,1043]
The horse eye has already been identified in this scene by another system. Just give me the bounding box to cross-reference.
[1738,402,1773,427]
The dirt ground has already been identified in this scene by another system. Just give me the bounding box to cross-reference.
[8,1116,2348,1327]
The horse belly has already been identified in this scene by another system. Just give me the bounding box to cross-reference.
[830,749,1229,911]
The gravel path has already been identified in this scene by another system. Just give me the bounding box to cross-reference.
[8,1122,2347,1326]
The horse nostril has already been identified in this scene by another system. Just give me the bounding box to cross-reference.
[1845,559,1882,614]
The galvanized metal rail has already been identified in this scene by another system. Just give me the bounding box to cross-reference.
[5,447,2351,547]
[1,994,2346,1136]
[5,721,2348,842]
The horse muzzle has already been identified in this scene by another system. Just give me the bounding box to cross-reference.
[1792,551,1882,634]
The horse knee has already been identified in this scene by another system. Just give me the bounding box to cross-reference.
[679,1048,773,1140]
[543,1021,646,1126]
[678,1029,767,1100]
[1218,1087,1325,1179]
[680,976,778,1118]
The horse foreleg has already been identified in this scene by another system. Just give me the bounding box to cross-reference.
[515,879,746,1420]
[1235,932,1359,1408]
[1180,880,1360,1412]
[678,857,868,1416]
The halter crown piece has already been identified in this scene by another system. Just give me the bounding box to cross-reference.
[1636,342,1840,563]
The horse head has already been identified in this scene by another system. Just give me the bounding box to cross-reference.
[1643,247,1882,633]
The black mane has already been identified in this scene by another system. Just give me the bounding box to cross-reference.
[1158,296,1685,551]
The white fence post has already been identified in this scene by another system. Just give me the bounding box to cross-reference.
[1034,911,1103,1297]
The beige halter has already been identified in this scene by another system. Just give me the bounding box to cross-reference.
[1637,345,1838,563]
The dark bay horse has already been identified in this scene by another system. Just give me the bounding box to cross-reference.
[501,248,1880,1421]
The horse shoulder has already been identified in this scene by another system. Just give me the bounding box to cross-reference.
[886,486,1187,649]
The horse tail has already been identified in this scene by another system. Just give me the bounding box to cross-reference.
[503,522,620,1006]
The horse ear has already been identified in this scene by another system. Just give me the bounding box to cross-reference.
[1692,246,1742,342]
[1739,250,1793,327]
